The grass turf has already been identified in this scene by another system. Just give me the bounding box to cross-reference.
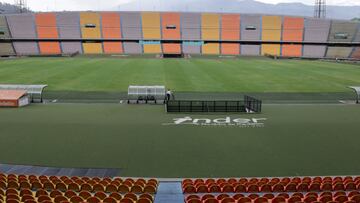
[0,57,359,93]
[0,103,360,178]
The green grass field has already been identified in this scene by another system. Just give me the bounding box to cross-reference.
[1,103,360,178]
[1,57,360,178]
[0,57,359,92]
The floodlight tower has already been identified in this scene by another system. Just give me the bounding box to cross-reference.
[314,0,326,18]
[14,0,28,13]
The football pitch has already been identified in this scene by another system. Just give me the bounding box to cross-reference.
[0,103,360,178]
[1,56,360,178]
[0,57,360,93]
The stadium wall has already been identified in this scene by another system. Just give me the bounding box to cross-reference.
[326,20,358,58]
[181,13,201,54]
[201,13,220,54]
[121,12,143,54]
[351,24,360,58]
[303,18,330,58]
[162,12,181,54]
[142,12,162,53]
[0,16,15,56]
[57,12,83,54]
[35,13,61,54]
[6,13,39,55]
[240,15,261,56]
[80,12,103,54]
[261,15,282,56]
[282,17,304,57]
[221,14,240,55]
[1,12,360,58]
[101,12,123,54]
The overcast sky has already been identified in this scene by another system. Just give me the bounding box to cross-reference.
[1,0,360,11]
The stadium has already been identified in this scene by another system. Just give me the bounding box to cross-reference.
[0,0,360,203]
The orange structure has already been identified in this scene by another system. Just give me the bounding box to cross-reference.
[80,12,103,54]
[202,13,220,54]
[101,12,123,54]
[221,14,240,55]
[35,13,61,54]
[261,16,282,56]
[162,13,181,54]
[282,17,304,57]
[142,12,162,53]
[0,90,30,107]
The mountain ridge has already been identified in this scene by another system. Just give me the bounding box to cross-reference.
[115,0,360,20]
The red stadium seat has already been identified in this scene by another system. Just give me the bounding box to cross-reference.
[221,197,235,203]
[238,197,252,203]
[86,196,101,203]
[319,195,333,203]
[204,198,219,203]
[201,194,215,202]
[103,197,117,203]
[254,197,269,203]
[54,195,68,203]
[272,196,286,203]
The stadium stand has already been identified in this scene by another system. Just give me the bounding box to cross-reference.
[240,15,261,56]
[201,13,220,55]
[281,17,304,57]
[184,192,360,203]
[121,12,143,54]
[182,177,360,194]
[0,16,15,56]
[57,12,83,54]
[326,20,359,58]
[303,18,331,58]
[351,27,360,58]
[161,12,182,54]
[1,11,359,58]
[0,173,158,203]
[221,14,241,55]
[326,47,354,59]
[80,12,103,54]
[261,16,282,56]
[181,13,201,54]
[101,12,123,54]
[35,13,61,55]
[6,13,39,55]
[353,48,360,58]
[328,21,358,43]
[142,12,162,54]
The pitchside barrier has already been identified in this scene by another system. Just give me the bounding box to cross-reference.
[166,95,262,113]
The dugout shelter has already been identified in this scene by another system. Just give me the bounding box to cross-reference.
[0,90,30,107]
[0,84,47,103]
[349,86,360,104]
[128,85,166,104]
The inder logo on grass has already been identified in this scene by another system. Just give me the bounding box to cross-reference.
[163,117,267,127]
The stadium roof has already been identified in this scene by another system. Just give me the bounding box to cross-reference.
[0,90,27,100]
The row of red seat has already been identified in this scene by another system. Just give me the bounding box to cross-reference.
[182,179,360,193]
[1,187,154,202]
[0,174,158,194]
[185,192,360,203]
[183,177,360,186]
[0,173,158,193]
[0,173,158,202]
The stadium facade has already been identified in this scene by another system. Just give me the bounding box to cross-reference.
[0,11,359,58]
